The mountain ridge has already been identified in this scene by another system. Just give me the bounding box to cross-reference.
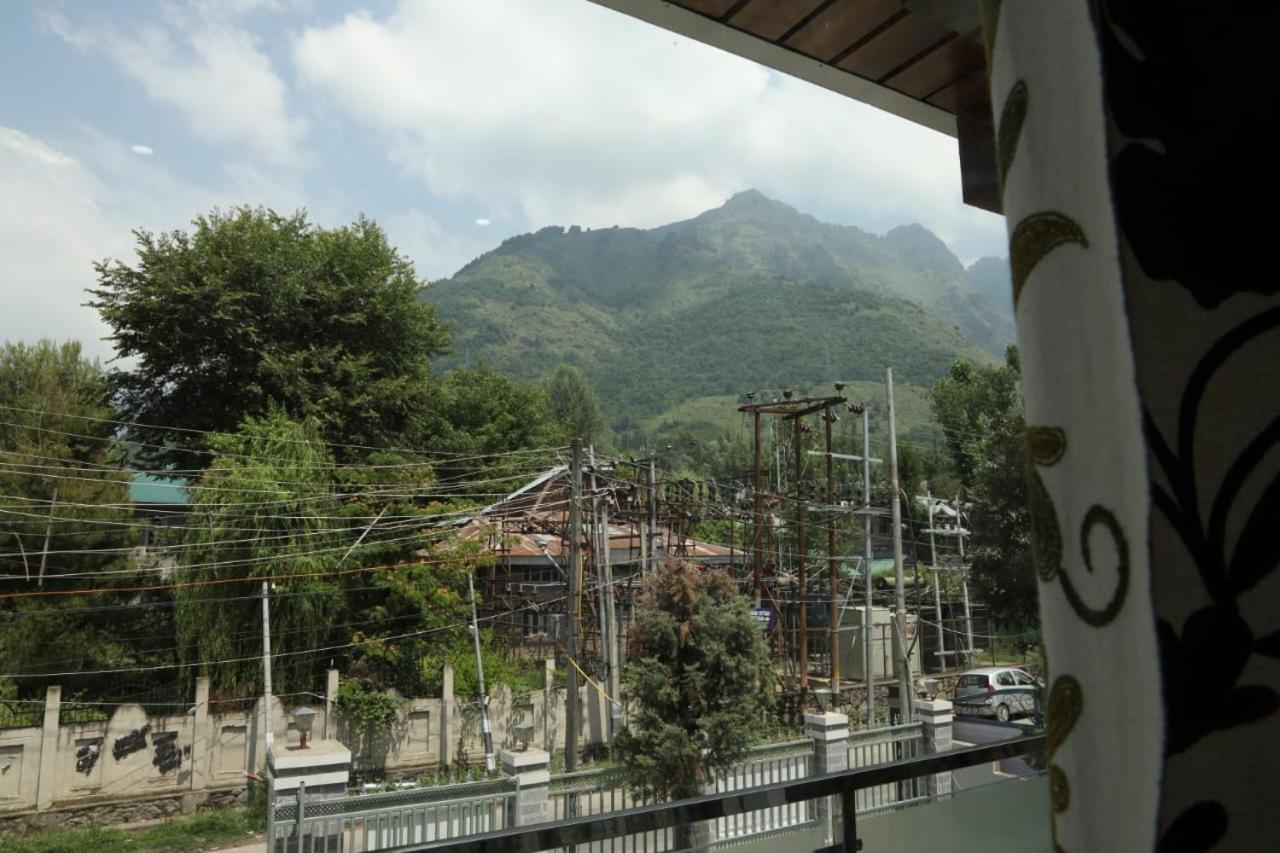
[425,190,1013,441]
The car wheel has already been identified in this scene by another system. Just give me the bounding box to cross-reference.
[996,703,1011,722]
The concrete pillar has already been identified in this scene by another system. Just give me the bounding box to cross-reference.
[191,677,211,792]
[543,659,555,753]
[916,698,953,799]
[440,664,454,768]
[324,669,339,741]
[35,685,60,811]
[268,740,352,853]
[806,711,849,844]
[501,748,550,827]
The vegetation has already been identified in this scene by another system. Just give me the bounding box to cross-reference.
[545,364,604,446]
[0,807,262,853]
[615,560,773,822]
[429,190,1012,449]
[930,347,1036,626]
[89,208,448,470]
[0,341,171,702]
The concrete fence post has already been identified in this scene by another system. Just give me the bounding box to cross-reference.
[441,664,455,769]
[325,668,339,741]
[191,677,211,793]
[35,685,60,811]
[501,748,550,827]
[806,710,850,844]
[916,698,953,799]
[543,659,555,753]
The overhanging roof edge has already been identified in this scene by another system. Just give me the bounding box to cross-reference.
[588,0,958,138]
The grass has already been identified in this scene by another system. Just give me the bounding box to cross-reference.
[1,808,262,853]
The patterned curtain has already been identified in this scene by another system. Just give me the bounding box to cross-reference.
[983,2,1280,850]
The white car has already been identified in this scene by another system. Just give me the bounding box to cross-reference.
[952,667,1042,722]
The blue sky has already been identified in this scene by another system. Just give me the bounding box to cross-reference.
[0,0,1007,359]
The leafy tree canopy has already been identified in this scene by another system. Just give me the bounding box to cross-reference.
[89,208,449,469]
[930,346,1036,626]
[544,364,604,447]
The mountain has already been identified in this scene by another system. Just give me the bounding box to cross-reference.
[424,190,1013,440]
[964,256,1015,321]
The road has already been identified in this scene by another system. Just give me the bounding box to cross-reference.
[950,717,1040,792]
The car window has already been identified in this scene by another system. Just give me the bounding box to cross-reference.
[956,674,988,689]
[996,671,1015,687]
[1014,671,1036,686]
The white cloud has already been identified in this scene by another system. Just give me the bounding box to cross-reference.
[46,10,306,165]
[293,0,1004,257]
[130,144,154,156]
[0,129,123,358]
[474,218,491,227]
[385,209,494,281]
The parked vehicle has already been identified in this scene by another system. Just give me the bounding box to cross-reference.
[952,667,1042,722]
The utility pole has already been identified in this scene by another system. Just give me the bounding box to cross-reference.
[862,406,875,728]
[958,494,975,667]
[565,439,583,773]
[886,367,914,723]
[261,580,273,752]
[794,415,808,690]
[825,407,839,694]
[647,459,658,573]
[927,491,947,673]
[752,411,763,605]
[468,572,495,773]
[601,496,621,740]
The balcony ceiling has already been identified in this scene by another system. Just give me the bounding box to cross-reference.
[590,0,1000,212]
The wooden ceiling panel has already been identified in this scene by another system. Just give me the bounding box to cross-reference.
[837,13,955,81]
[673,0,741,18]
[730,0,830,42]
[926,69,990,115]
[782,0,903,63]
[884,30,985,99]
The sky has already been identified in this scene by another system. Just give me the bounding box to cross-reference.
[0,0,1008,360]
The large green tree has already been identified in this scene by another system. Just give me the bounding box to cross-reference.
[615,560,773,846]
[0,341,167,701]
[544,364,604,446]
[174,413,345,695]
[89,208,449,469]
[930,347,1035,625]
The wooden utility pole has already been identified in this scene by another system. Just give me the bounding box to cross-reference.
[565,439,583,773]
[886,367,914,723]
[795,416,808,689]
[825,407,839,693]
[862,405,875,727]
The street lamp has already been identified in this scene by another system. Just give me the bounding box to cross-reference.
[292,707,317,749]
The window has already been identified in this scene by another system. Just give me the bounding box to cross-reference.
[1014,671,1037,686]
[996,671,1016,687]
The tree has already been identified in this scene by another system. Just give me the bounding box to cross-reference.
[428,367,565,486]
[930,346,1036,626]
[544,364,604,446]
[615,560,773,847]
[89,208,449,469]
[0,341,165,700]
[174,413,344,695]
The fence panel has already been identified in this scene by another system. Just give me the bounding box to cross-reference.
[270,777,516,852]
[847,722,926,812]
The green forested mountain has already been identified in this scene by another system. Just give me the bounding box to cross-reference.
[425,190,1012,443]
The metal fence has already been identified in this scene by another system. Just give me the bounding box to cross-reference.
[268,777,517,853]
[267,725,924,852]
[847,721,926,813]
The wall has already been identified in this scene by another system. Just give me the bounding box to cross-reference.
[0,663,605,829]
